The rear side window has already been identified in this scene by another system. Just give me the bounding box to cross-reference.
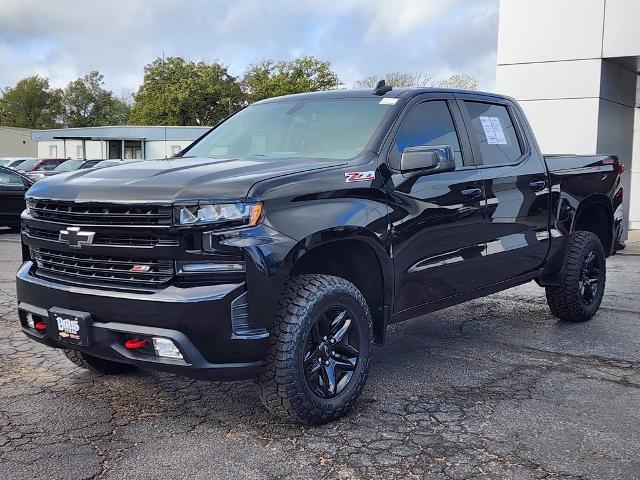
[464,101,522,165]
[390,100,463,169]
[0,170,24,187]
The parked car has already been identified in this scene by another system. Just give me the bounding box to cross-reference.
[17,158,68,174]
[17,86,624,424]
[0,158,35,170]
[26,158,110,181]
[0,166,32,229]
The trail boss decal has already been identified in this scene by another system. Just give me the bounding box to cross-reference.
[345,171,375,183]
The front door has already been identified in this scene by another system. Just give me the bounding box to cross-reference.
[0,169,28,226]
[384,97,488,316]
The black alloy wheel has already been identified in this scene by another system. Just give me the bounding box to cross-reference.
[257,274,373,424]
[579,250,601,305]
[303,307,360,399]
[545,231,606,322]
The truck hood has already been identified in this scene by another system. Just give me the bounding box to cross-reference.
[26,156,345,203]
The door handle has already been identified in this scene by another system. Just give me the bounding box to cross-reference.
[528,180,547,191]
[461,187,482,199]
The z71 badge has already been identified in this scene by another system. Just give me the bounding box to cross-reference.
[345,171,375,183]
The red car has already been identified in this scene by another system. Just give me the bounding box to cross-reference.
[17,158,68,173]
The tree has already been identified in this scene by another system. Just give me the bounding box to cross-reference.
[61,71,130,127]
[355,72,479,91]
[355,72,434,89]
[0,75,62,128]
[242,57,341,103]
[436,74,479,91]
[129,57,242,126]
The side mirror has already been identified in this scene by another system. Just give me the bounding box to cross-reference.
[400,145,455,174]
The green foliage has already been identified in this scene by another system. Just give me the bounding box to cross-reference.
[242,57,341,103]
[129,57,242,126]
[61,71,130,127]
[0,75,62,128]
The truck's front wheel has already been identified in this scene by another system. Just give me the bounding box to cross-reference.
[545,231,606,322]
[63,349,137,374]
[257,274,373,424]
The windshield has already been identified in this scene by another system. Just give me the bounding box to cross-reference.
[55,159,84,172]
[184,98,394,160]
[96,161,119,168]
[0,159,10,167]
[17,159,38,170]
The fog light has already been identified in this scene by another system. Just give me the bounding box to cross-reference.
[152,337,183,359]
[176,261,245,274]
[26,313,35,329]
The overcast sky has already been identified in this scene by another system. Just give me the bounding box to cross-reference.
[0,0,499,95]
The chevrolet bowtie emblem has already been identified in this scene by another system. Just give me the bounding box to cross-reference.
[59,226,95,248]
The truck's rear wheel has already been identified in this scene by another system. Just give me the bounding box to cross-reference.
[545,231,606,322]
[63,349,137,374]
[257,274,372,424]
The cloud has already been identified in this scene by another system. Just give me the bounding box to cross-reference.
[0,0,499,95]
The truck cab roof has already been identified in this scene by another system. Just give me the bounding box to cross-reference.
[254,87,511,104]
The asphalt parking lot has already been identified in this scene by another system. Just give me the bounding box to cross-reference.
[0,229,639,480]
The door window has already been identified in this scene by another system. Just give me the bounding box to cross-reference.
[464,101,523,165]
[390,100,463,169]
[38,161,59,171]
[0,170,25,187]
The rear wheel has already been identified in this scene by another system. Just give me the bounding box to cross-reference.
[257,274,373,424]
[545,231,606,322]
[63,349,137,374]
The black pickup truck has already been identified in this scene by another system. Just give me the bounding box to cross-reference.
[16,85,624,424]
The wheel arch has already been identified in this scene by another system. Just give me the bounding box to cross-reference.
[571,194,614,255]
[287,227,392,344]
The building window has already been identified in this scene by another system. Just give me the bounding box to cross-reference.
[76,145,84,159]
[171,145,182,156]
[49,145,58,157]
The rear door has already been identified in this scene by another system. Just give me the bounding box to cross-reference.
[384,94,488,316]
[0,168,29,226]
[456,95,550,282]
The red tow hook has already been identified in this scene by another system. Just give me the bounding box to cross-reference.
[34,322,47,331]
[124,338,148,349]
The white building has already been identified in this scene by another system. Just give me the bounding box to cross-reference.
[497,0,640,232]
[0,126,37,157]
[31,126,211,161]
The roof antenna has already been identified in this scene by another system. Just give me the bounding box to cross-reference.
[373,79,392,96]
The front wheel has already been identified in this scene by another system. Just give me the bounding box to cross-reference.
[257,274,373,425]
[63,349,137,374]
[545,231,606,322]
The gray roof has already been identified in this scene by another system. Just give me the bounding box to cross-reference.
[32,125,211,142]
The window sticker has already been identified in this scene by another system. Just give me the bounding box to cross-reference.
[479,116,507,145]
[379,98,398,105]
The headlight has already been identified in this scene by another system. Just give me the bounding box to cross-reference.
[174,202,263,227]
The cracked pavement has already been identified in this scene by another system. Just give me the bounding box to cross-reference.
[1,228,639,479]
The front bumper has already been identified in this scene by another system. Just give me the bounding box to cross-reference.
[16,261,269,380]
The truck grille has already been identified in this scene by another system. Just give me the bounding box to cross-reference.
[25,227,179,247]
[28,200,172,226]
[30,247,174,287]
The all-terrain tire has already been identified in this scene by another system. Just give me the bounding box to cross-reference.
[63,349,137,374]
[257,274,373,425]
[545,231,606,322]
